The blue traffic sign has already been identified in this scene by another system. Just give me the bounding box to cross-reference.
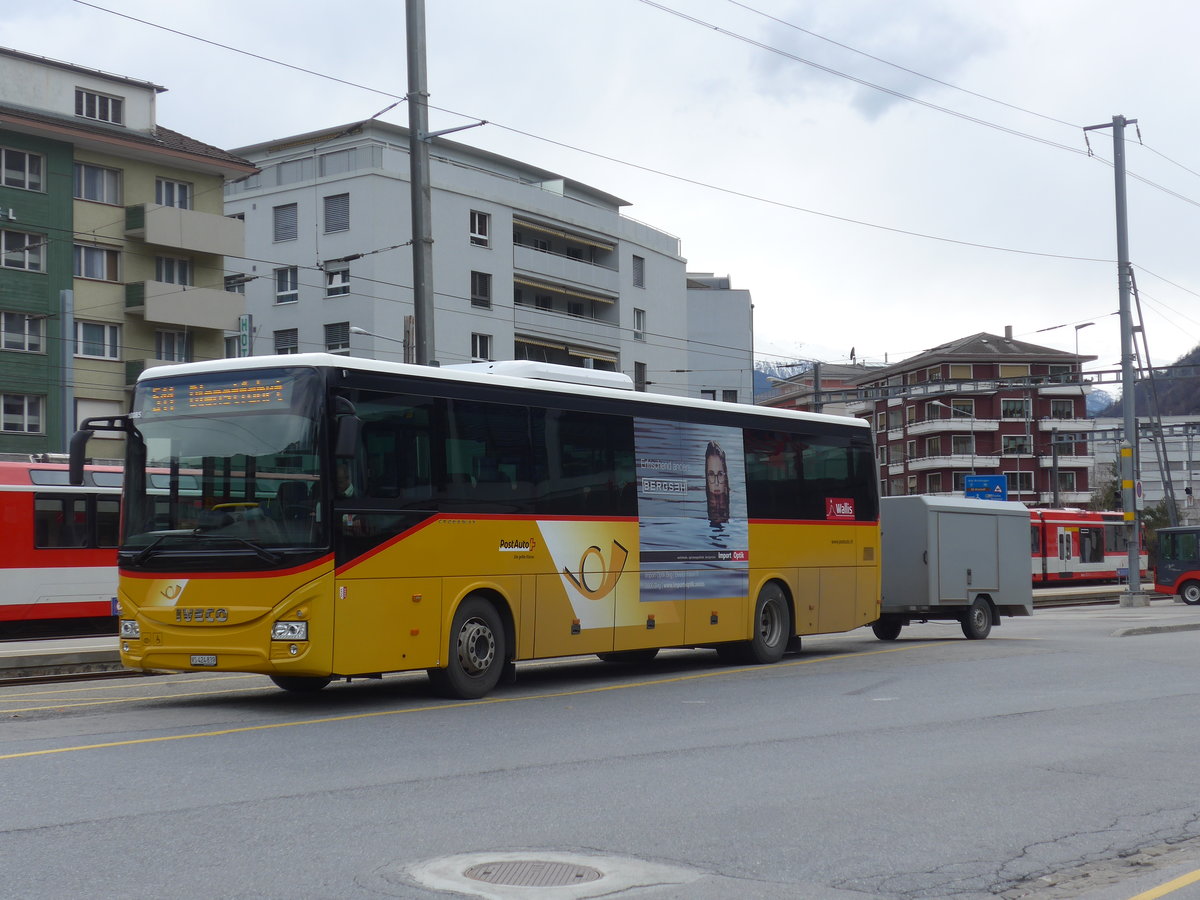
[964,475,1008,501]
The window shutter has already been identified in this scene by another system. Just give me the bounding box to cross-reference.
[324,194,350,233]
[273,204,298,241]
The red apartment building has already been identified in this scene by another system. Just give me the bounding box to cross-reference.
[845,329,1095,504]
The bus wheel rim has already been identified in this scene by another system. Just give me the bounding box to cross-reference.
[458,618,495,675]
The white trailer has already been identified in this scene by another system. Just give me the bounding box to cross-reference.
[874,495,1033,640]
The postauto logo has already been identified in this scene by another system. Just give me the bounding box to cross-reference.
[498,537,537,552]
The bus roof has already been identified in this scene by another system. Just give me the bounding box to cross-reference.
[136,352,870,431]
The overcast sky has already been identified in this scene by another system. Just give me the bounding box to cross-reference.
[17,0,1200,382]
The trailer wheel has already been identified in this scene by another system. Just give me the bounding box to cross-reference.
[872,618,903,641]
[961,597,992,640]
[269,675,332,693]
[428,595,506,699]
[1180,580,1200,605]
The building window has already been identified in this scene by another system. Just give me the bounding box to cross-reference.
[536,293,553,311]
[274,267,299,303]
[224,274,247,294]
[75,88,123,125]
[323,193,350,233]
[470,210,490,247]
[274,329,299,355]
[906,440,916,461]
[1010,471,1034,493]
[324,262,349,297]
[155,256,192,286]
[72,244,118,281]
[948,398,974,418]
[3,230,45,271]
[1050,399,1074,419]
[927,472,943,493]
[2,313,43,352]
[905,405,917,425]
[949,364,973,380]
[634,361,647,392]
[878,444,889,465]
[273,203,298,242]
[155,178,192,209]
[632,255,645,288]
[1057,470,1077,492]
[324,322,350,354]
[926,435,941,457]
[155,330,189,362]
[1002,434,1031,455]
[722,390,738,403]
[75,321,120,359]
[633,308,646,341]
[907,475,918,495]
[471,271,492,309]
[1001,398,1030,419]
[952,472,970,492]
[224,335,240,358]
[701,389,716,401]
[2,393,42,433]
[999,364,1030,379]
[471,332,492,362]
[951,434,974,456]
[886,408,903,430]
[2,148,43,191]
[73,163,121,204]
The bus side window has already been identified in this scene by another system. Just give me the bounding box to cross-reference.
[95,498,120,548]
[34,496,89,548]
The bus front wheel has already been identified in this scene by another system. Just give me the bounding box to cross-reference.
[1180,580,1200,605]
[270,674,332,693]
[872,618,903,641]
[428,596,506,699]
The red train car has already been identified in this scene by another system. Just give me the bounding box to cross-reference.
[1030,508,1147,584]
[0,459,121,634]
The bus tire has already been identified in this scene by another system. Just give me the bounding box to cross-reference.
[269,674,332,693]
[961,597,993,640]
[428,595,506,699]
[872,618,903,641]
[596,648,660,664]
[718,582,791,664]
[1180,580,1200,605]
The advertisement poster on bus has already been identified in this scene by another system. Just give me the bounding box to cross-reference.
[634,418,749,600]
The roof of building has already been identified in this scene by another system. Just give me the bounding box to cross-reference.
[0,102,257,175]
[0,46,166,92]
[851,331,1094,384]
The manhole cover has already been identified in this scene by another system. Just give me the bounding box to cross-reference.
[464,860,604,887]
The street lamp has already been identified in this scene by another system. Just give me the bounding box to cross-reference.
[350,325,411,362]
[1074,322,1095,360]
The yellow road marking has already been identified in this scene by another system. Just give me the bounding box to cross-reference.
[1128,868,1200,899]
[0,642,934,761]
[2,684,278,714]
[0,673,261,700]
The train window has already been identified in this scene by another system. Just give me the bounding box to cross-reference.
[30,470,71,486]
[34,496,89,548]
[96,498,120,547]
[92,472,123,488]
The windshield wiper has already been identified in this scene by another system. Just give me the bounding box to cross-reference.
[214,536,285,565]
[128,530,192,566]
[128,530,284,566]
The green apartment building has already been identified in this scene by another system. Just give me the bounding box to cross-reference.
[0,47,255,458]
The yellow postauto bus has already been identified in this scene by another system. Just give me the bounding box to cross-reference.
[70,354,880,698]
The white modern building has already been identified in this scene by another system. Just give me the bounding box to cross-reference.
[224,122,752,401]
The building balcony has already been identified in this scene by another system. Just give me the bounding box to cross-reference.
[1038,455,1095,468]
[125,204,245,257]
[1035,417,1092,432]
[907,454,1002,471]
[1038,491,1092,505]
[513,244,619,296]
[512,302,620,352]
[906,417,1000,437]
[126,281,243,331]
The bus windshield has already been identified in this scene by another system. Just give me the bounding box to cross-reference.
[123,367,326,559]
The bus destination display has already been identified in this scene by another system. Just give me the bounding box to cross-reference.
[144,377,292,416]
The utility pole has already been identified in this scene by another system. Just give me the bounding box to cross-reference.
[1085,114,1145,605]
[406,0,436,366]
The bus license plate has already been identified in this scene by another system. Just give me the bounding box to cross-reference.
[191,655,218,667]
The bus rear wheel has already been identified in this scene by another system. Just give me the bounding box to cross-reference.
[428,595,506,699]
[270,674,332,693]
[961,597,993,640]
[1180,580,1200,605]
[717,582,791,664]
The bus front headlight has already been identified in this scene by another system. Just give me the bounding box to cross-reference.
[271,621,308,641]
[119,619,140,639]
